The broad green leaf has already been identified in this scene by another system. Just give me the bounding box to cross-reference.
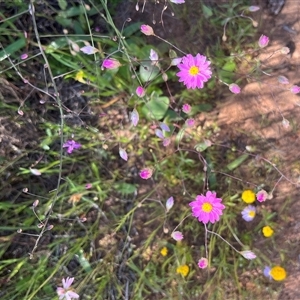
[140,61,160,83]
[142,93,169,120]
[202,4,213,18]
[58,0,67,10]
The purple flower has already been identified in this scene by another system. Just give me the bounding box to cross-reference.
[241,205,256,222]
[189,191,225,224]
[176,54,212,89]
[263,266,272,280]
[57,277,79,300]
[63,140,81,154]
[258,35,269,48]
[198,257,208,269]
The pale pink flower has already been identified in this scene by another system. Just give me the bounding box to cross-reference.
[63,140,81,154]
[240,250,256,260]
[198,257,208,269]
[290,85,300,94]
[258,35,269,48]
[102,58,121,69]
[130,108,139,126]
[80,45,98,55]
[278,75,289,84]
[155,129,164,139]
[141,24,154,36]
[149,49,158,63]
[56,277,79,300]
[85,183,92,189]
[119,148,128,161]
[281,47,290,55]
[256,189,268,202]
[229,83,241,94]
[21,53,28,60]
[170,0,185,3]
[176,54,212,89]
[248,6,260,12]
[163,138,171,147]
[171,57,182,66]
[159,122,170,132]
[189,191,225,224]
[136,86,145,97]
[185,118,195,127]
[171,231,183,241]
[166,196,174,212]
[139,168,153,179]
[182,104,191,114]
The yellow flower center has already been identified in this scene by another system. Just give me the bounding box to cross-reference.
[270,266,287,281]
[189,66,199,76]
[248,211,255,218]
[202,202,213,213]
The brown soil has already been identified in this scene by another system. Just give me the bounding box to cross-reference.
[206,1,300,298]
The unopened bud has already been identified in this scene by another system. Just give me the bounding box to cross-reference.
[32,200,39,207]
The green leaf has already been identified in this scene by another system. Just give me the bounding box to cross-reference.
[139,61,160,83]
[202,4,213,18]
[142,92,169,120]
[226,154,249,171]
[0,38,26,61]
[58,0,67,10]
[169,49,177,59]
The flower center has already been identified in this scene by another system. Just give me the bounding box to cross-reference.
[202,202,213,213]
[248,211,255,217]
[189,66,199,76]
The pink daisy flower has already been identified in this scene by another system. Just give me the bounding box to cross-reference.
[189,191,225,224]
[176,54,212,89]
